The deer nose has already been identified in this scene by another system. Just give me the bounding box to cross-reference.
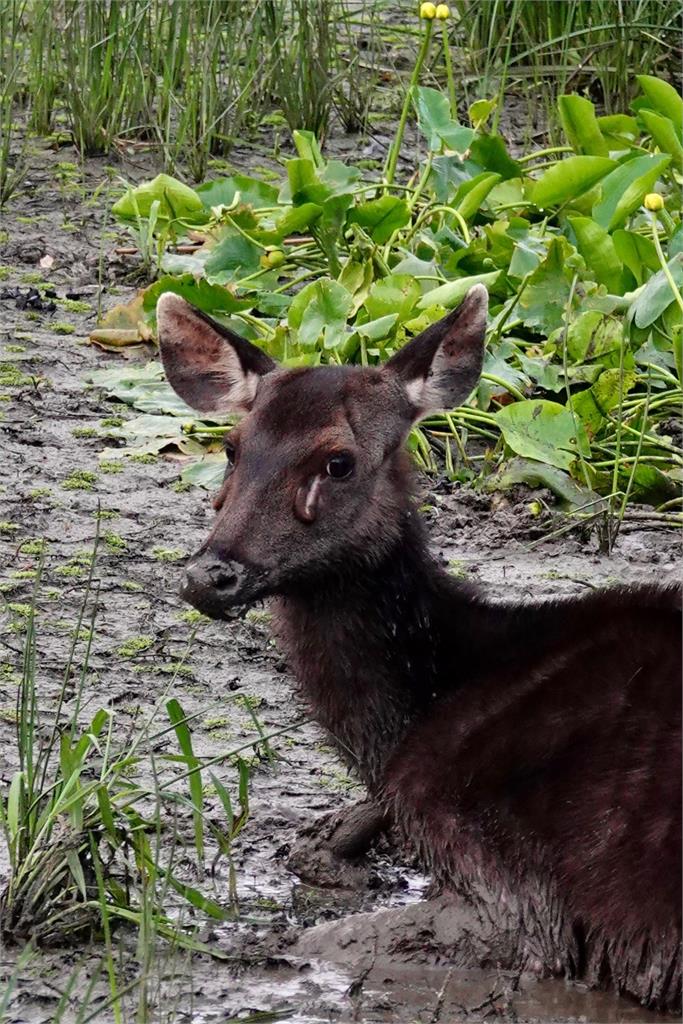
[180,550,248,618]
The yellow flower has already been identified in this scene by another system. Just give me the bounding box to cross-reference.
[420,2,437,18]
[435,3,450,17]
[644,192,664,212]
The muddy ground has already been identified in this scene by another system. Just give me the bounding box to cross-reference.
[0,139,681,1024]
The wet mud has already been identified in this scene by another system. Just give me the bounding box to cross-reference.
[0,144,681,1024]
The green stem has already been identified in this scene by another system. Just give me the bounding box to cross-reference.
[441,20,457,119]
[650,211,683,316]
[384,20,433,187]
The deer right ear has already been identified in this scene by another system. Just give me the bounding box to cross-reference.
[156,293,277,414]
[385,284,487,418]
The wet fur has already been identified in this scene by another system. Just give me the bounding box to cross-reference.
[157,293,682,1012]
[273,507,682,1011]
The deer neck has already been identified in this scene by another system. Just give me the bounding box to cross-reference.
[270,512,452,789]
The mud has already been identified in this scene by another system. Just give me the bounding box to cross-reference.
[0,141,681,1024]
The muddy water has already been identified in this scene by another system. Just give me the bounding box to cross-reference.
[1,145,681,1023]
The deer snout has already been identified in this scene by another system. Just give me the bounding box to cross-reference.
[181,550,256,618]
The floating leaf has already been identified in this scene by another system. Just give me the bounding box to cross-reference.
[288,279,353,349]
[635,76,683,139]
[417,271,498,310]
[558,95,608,156]
[488,456,601,511]
[112,174,206,233]
[592,153,671,231]
[529,156,615,209]
[496,399,590,471]
[347,196,411,244]
[142,275,252,321]
[638,109,683,172]
[414,86,475,155]
[204,230,261,284]
[196,174,278,210]
[568,216,623,293]
[629,254,683,329]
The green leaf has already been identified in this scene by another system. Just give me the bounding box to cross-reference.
[284,158,331,205]
[414,86,475,155]
[568,216,623,293]
[112,174,205,233]
[253,202,322,245]
[66,850,88,900]
[454,172,501,220]
[558,95,608,156]
[167,698,204,863]
[495,399,590,471]
[347,196,411,244]
[563,310,626,368]
[612,229,659,286]
[469,134,521,179]
[515,237,577,333]
[468,98,497,129]
[417,271,499,310]
[570,366,637,435]
[292,129,324,168]
[487,456,601,511]
[638,109,683,172]
[528,156,615,209]
[629,254,683,328]
[196,175,278,210]
[636,76,683,140]
[204,230,261,284]
[592,153,671,231]
[365,274,421,323]
[320,160,361,195]
[288,279,353,349]
[7,772,23,840]
[143,275,252,321]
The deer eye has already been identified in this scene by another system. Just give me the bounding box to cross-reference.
[326,452,354,480]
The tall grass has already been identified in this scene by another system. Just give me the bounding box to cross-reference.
[0,0,679,182]
[453,0,681,120]
[0,534,290,1019]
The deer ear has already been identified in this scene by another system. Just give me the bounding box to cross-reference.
[385,284,487,417]
[156,293,276,414]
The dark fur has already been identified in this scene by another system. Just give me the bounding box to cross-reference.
[157,292,682,1012]
[273,511,681,1010]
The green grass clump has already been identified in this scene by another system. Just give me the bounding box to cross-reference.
[0,365,33,388]
[52,322,76,335]
[99,460,124,474]
[63,470,97,490]
[103,531,126,552]
[19,539,48,556]
[0,521,20,533]
[151,547,184,563]
[0,556,258,987]
[72,426,98,438]
[58,298,91,313]
[116,635,154,658]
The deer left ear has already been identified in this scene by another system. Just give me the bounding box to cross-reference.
[385,284,487,417]
[156,293,276,414]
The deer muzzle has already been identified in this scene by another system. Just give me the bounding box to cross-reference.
[181,550,266,617]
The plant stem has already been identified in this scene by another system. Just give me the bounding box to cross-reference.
[384,19,433,187]
[441,20,457,119]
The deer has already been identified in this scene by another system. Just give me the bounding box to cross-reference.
[156,286,682,1012]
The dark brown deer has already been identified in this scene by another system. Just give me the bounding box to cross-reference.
[156,287,682,1012]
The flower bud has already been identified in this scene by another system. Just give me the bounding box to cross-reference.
[644,193,664,212]
[420,2,437,18]
[435,3,450,17]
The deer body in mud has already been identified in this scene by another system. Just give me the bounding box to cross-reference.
[157,287,682,1012]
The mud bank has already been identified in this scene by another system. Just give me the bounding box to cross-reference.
[0,145,680,1023]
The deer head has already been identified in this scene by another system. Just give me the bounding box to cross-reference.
[157,285,487,617]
